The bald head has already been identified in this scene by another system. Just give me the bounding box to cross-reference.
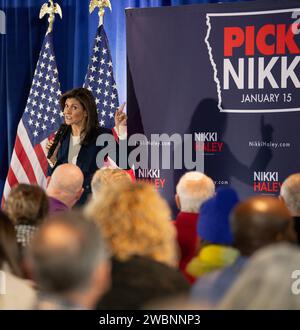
[49,164,83,193]
[47,164,84,207]
[231,196,296,256]
[280,173,300,216]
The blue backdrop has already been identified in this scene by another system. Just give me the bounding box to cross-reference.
[0,0,252,199]
[126,0,300,215]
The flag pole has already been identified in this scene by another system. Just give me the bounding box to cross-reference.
[84,0,118,128]
[89,0,112,27]
[39,0,62,34]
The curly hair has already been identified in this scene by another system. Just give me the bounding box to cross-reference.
[91,168,132,196]
[5,184,49,226]
[86,182,178,267]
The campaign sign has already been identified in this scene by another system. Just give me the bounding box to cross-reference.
[206,8,300,113]
[126,1,300,214]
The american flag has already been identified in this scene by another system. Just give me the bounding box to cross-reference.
[2,33,63,201]
[83,25,119,129]
[83,25,135,179]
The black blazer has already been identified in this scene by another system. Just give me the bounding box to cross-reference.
[47,126,115,206]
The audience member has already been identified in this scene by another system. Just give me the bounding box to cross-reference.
[4,184,49,254]
[27,211,110,310]
[280,173,300,245]
[46,164,84,212]
[191,195,297,306]
[219,243,300,309]
[187,188,239,278]
[0,210,36,309]
[86,182,189,309]
[174,171,215,283]
[91,167,131,197]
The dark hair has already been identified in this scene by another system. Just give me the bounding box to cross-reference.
[60,87,100,145]
[5,184,49,226]
[29,211,108,293]
[0,210,22,276]
[230,196,295,256]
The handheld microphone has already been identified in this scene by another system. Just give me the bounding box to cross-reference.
[47,124,69,159]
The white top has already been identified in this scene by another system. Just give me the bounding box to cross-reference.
[48,126,127,168]
[68,135,81,165]
[0,265,36,310]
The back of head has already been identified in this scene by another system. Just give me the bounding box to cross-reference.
[91,168,131,196]
[0,210,21,276]
[231,196,296,256]
[176,171,215,213]
[28,211,108,294]
[219,243,300,309]
[280,173,300,216]
[48,164,84,196]
[5,184,49,226]
[198,187,239,245]
[86,181,178,267]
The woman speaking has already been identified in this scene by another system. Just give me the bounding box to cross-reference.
[47,87,126,205]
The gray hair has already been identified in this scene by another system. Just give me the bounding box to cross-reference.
[28,211,109,294]
[176,171,215,213]
[280,173,300,216]
[219,243,300,309]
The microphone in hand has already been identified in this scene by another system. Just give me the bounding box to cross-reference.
[47,124,68,159]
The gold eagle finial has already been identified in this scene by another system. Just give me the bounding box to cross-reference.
[39,0,62,35]
[89,0,112,27]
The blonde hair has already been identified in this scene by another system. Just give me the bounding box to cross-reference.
[91,168,132,196]
[86,182,178,267]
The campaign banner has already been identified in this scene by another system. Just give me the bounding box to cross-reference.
[206,7,300,113]
[126,0,300,214]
